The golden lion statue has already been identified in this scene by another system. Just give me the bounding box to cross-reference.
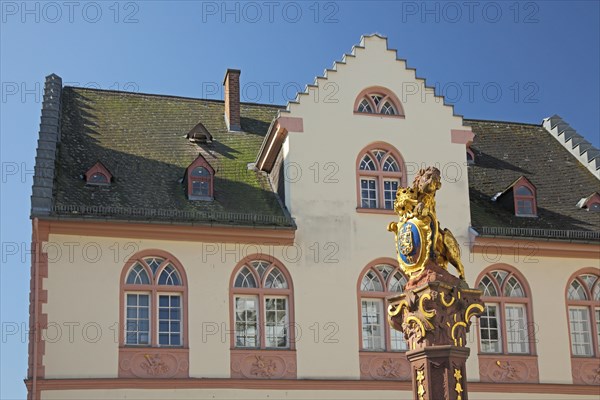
[388,167,466,280]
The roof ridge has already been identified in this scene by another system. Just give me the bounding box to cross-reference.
[65,86,285,108]
[464,118,541,127]
[542,115,600,179]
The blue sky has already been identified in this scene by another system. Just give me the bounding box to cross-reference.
[1,1,598,398]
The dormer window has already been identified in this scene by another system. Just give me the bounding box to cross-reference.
[185,155,214,201]
[576,192,600,211]
[85,161,112,186]
[187,122,213,143]
[492,176,537,217]
[514,185,536,216]
[354,86,405,118]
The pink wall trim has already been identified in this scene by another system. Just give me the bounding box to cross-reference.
[278,116,304,133]
[451,129,475,145]
[28,219,50,400]
[359,351,411,381]
[256,116,303,172]
[26,377,600,395]
[231,349,297,379]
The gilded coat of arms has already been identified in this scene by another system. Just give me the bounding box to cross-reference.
[388,167,466,280]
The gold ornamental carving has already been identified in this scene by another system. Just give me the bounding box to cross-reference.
[388,167,466,280]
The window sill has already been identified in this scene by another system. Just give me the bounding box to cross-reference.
[118,347,189,378]
[356,207,395,215]
[358,351,410,380]
[230,348,296,379]
[353,111,406,119]
[478,353,538,383]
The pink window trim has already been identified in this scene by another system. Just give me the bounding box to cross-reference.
[118,249,189,348]
[85,161,112,185]
[353,86,405,118]
[229,254,296,350]
[513,177,537,217]
[356,258,408,353]
[474,264,537,356]
[565,268,600,359]
[355,142,406,211]
[186,156,215,199]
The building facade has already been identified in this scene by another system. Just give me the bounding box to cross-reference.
[27,35,599,399]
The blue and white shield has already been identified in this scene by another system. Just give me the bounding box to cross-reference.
[397,221,422,267]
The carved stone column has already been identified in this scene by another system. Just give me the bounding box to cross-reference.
[388,263,483,400]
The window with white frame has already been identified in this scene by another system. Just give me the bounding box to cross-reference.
[477,268,533,355]
[122,255,186,347]
[566,272,600,357]
[232,259,293,349]
[359,263,408,351]
[357,145,404,210]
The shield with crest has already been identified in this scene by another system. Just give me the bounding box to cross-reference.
[395,217,431,276]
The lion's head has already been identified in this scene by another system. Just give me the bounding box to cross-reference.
[412,167,442,194]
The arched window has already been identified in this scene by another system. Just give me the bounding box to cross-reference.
[476,267,534,354]
[513,179,537,217]
[186,155,214,201]
[231,256,294,349]
[354,86,405,118]
[120,251,187,347]
[566,270,600,357]
[356,143,406,212]
[358,260,408,351]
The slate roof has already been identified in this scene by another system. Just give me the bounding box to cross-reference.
[32,81,599,239]
[51,87,292,227]
[466,119,600,240]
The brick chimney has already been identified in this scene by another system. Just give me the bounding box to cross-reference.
[223,69,241,131]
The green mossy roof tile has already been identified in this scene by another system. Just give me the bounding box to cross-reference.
[54,87,290,226]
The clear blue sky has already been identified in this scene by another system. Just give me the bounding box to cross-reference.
[1,1,598,398]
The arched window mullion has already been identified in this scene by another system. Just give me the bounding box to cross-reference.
[580,277,594,300]
[364,96,377,114]
[376,95,391,113]
[366,151,381,171]
[125,262,152,286]
[246,263,263,289]
[261,263,278,288]
[372,267,388,292]
[152,258,171,284]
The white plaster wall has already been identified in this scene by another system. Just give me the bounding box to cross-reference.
[281,34,472,380]
[42,234,291,379]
